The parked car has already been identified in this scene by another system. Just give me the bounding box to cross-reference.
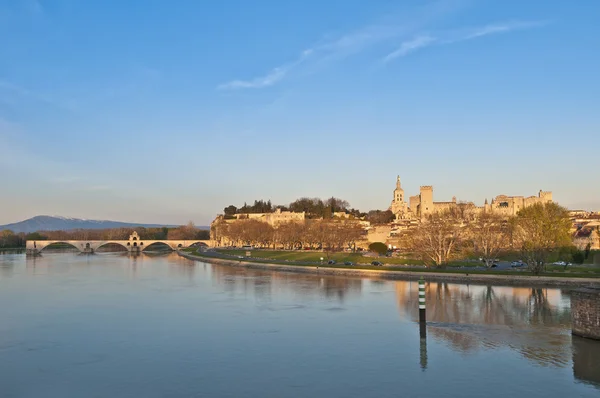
[327,260,336,265]
[344,261,354,266]
[371,261,383,266]
[511,261,526,268]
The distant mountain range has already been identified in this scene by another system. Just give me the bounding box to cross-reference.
[0,216,208,234]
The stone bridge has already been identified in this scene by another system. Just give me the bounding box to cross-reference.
[26,231,213,255]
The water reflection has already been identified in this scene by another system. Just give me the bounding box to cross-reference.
[573,336,600,389]
[210,264,363,302]
[395,281,576,368]
[2,252,600,396]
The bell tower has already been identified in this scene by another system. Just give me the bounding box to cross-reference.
[394,175,404,203]
[391,175,408,218]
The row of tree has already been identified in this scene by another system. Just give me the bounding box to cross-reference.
[211,219,365,251]
[0,222,209,247]
[223,197,397,224]
[0,230,26,248]
[407,202,575,274]
[216,201,583,275]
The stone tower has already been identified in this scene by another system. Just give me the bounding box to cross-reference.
[390,175,410,219]
[419,186,434,219]
[394,175,404,203]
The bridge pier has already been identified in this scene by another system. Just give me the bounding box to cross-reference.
[26,248,41,256]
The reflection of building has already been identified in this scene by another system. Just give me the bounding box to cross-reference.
[209,262,363,301]
[394,281,572,366]
[390,175,553,221]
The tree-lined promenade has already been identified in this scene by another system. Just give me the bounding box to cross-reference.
[212,202,599,275]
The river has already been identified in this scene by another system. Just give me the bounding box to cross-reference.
[1,252,599,397]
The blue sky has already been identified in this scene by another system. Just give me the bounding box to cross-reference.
[1,0,599,225]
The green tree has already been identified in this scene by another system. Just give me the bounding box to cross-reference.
[223,205,237,216]
[572,251,585,265]
[514,202,572,275]
[369,242,388,256]
[25,232,48,241]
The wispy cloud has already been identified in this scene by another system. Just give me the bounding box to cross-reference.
[217,50,312,90]
[218,67,288,90]
[461,20,548,41]
[218,0,548,90]
[382,20,548,63]
[383,35,436,62]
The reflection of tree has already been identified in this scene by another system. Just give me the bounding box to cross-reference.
[395,281,573,367]
[209,264,362,302]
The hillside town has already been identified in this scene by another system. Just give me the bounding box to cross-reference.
[210,176,600,252]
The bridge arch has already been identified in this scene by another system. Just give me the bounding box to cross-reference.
[141,241,174,252]
[95,241,130,252]
[39,242,81,252]
[187,241,209,247]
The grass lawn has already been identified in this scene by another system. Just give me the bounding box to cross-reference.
[216,249,367,264]
[215,249,483,268]
[179,248,600,278]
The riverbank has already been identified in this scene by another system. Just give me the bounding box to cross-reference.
[178,250,600,288]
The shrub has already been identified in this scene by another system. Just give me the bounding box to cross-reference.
[369,242,388,256]
[572,251,585,265]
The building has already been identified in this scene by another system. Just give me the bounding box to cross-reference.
[389,175,553,221]
[232,208,305,226]
[483,191,553,217]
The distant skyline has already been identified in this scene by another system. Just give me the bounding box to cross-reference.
[1,0,599,225]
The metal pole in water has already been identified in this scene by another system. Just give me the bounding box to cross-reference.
[418,277,426,338]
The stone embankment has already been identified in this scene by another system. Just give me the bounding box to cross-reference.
[177,251,600,288]
[572,288,600,340]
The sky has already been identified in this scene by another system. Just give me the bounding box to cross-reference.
[1,0,599,226]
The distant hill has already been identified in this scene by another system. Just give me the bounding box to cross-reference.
[0,216,208,234]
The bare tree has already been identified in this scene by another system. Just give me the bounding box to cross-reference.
[470,212,509,268]
[409,210,466,267]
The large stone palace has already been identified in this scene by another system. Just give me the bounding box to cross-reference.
[390,175,553,221]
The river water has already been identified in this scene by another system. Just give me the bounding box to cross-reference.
[1,252,599,397]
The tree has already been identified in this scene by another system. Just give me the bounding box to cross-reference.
[168,221,202,240]
[572,250,585,265]
[367,210,395,225]
[1,229,24,248]
[25,232,47,241]
[470,212,509,268]
[369,242,388,255]
[514,202,572,275]
[223,205,237,216]
[409,210,465,267]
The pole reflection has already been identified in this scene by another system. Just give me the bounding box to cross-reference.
[396,281,576,368]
